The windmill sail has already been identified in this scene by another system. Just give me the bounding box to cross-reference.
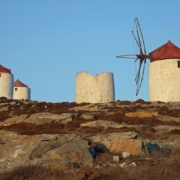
[116,18,150,95]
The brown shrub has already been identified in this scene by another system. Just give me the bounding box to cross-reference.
[94,152,114,165]
[171,149,180,159]
[138,126,156,139]
[119,100,132,105]
[169,110,180,117]
[0,164,63,180]
[135,99,151,104]
[78,126,104,135]
[102,126,137,134]
[21,123,65,135]
[1,122,36,131]
[158,105,169,115]
[127,158,180,180]
[0,113,11,122]
[0,97,8,101]
[168,129,180,135]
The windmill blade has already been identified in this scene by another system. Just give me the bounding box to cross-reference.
[116,54,137,59]
[136,59,146,95]
[132,31,140,48]
[136,18,147,55]
[116,18,149,96]
[135,65,142,95]
[135,18,143,55]
[139,59,146,88]
[135,60,143,82]
[135,60,143,92]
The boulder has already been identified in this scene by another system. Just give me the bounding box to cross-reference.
[89,132,144,155]
[154,134,180,151]
[28,143,93,170]
[0,131,93,172]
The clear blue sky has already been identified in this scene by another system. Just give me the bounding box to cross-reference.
[1,0,180,102]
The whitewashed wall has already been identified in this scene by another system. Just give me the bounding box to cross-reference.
[13,87,30,100]
[76,71,115,103]
[149,59,180,102]
[0,73,14,99]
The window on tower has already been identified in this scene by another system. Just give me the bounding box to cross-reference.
[178,61,180,68]
[0,73,1,77]
[15,88,18,91]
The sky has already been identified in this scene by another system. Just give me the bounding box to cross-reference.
[1,0,180,102]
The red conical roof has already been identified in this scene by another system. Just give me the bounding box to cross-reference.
[14,79,28,87]
[149,41,180,62]
[0,64,11,73]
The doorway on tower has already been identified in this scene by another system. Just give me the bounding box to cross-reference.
[177,61,180,68]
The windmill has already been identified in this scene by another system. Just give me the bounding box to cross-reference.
[117,18,150,95]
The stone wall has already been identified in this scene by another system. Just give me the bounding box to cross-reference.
[13,87,31,100]
[149,59,180,102]
[75,71,115,103]
[0,73,14,99]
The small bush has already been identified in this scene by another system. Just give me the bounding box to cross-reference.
[0,164,63,180]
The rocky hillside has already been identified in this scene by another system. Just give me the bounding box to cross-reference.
[0,97,180,180]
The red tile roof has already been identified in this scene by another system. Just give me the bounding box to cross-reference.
[0,65,11,73]
[14,79,28,87]
[149,41,180,62]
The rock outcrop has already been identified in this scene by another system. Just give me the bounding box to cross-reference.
[1,98,180,176]
[0,131,93,172]
[0,112,73,126]
[89,132,144,155]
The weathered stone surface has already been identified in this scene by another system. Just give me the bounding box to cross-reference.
[155,135,180,150]
[157,115,180,123]
[0,131,93,172]
[90,131,138,141]
[125,111,158,118]
[153,125,180,132]
[28,143,92,170]
[81,114,94,119]
[70,104,100,112]
[89,132,144,155]
[0,112,73,126]
[80,120,123,128]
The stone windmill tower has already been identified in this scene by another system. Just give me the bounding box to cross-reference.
[13,79,31,100]
[0,64,14,99]
[75,71,115,103]
[149,41,180,102]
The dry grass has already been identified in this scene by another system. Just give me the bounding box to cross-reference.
[1,148,180,180]
[0,164,63,180]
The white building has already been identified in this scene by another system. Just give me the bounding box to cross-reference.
[149,41,180,102]
[75,71,115,103]
[13,79,31,100]
[0,64,14,99]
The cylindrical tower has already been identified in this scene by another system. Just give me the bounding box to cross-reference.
[13,79,31,100]
[0,64,14,99]
[149,41,180,102]
[75,71,115,103]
